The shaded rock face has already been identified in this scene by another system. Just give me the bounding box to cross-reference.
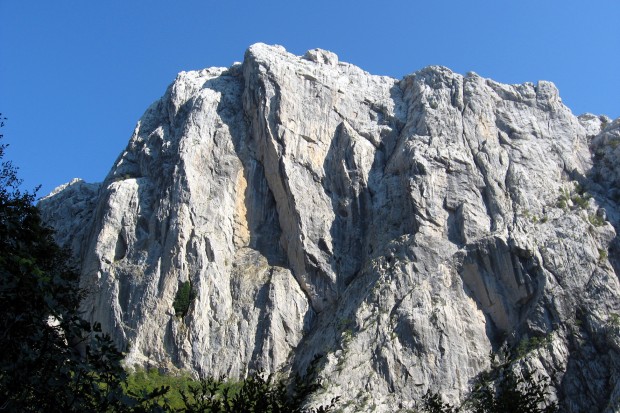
[40,44,620,412]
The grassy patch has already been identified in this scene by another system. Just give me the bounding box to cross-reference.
[125,368,204,409]
[589,214,605,227]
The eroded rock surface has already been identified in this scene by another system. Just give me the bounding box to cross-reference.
[40,44,620,412]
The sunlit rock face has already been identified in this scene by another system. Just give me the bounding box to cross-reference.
[40,44,620,412]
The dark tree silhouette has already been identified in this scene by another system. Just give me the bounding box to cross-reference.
[0,115,168,412]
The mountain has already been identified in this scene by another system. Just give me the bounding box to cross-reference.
[39,44,620,412]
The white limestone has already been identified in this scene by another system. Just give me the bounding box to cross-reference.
[40,44,620,412]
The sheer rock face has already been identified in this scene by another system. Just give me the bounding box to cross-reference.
[40,44,620,412]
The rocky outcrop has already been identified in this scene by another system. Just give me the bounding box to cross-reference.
[40,44,620,412]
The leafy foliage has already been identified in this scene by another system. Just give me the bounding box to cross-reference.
[0,119,167,412]
[173,280,196,317]
[178,371,338,413]
[123,368,338,413]
[589,214,605,227]
[514,335,553,360]
[417,350,558,413]
[420,391,457,413]
[125,368,199,410]
[464,367,557,413]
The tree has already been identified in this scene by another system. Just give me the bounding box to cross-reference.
[464,367,557,413]
[417,351,558,413]
[178,370,339,413]
[0,115,166,412]
[173,281,195,318]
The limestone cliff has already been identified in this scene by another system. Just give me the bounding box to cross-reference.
[39,44,620,412]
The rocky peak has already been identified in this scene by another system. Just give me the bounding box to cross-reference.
[40,44,620,412]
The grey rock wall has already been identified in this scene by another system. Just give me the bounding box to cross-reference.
[40,44,620,412]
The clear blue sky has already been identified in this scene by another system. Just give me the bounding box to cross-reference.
[2,0,619,197]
